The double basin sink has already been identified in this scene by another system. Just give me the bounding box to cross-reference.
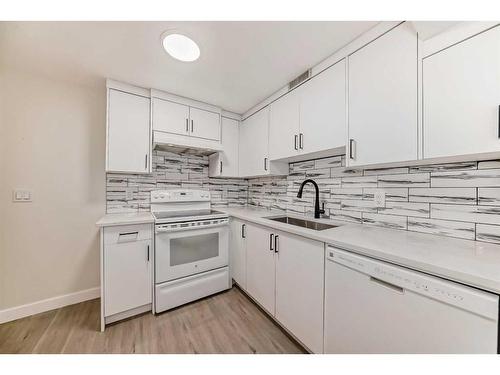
[267,216,337,231]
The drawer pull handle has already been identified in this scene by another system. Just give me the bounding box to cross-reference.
[118,231,139,242]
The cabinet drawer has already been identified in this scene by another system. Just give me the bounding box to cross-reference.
[104,224,152,245]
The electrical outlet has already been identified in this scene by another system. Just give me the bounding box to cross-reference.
[374,190,386,207]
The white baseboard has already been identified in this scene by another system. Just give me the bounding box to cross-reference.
[0,287,100,324]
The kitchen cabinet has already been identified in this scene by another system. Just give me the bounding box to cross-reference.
[239,107,288,177]
[300,59,346,155]
[152,98,190,136]
[235,221,325,352]
[268,59,346,161]
[152,97,221,141]
[208,117,240,177]
[229,218,247,288]
[275,231,325,354]
[347,22,418,167]
[423,25,500,159]
[189,107,221,141]
[106,89,151,173]
[245,223,276,315]
[101,223,152,330]
[269,89,300,160]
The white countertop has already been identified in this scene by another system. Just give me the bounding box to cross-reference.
[96,212,155,227]
[220,206,500,294]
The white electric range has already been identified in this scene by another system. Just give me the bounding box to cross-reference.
[151,189,230,313]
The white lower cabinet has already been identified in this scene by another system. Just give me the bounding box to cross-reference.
[229,218,247,288]
[245,223,276,315]
[236,221,325,353]
[275,232,325,354]
[101,223,153,330]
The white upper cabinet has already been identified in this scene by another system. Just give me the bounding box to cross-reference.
[239,108,288,177]
[269,89,300,160]
[347,23,418,167]
[152,98,190,136]
[300,59,346,155]
[268,59,347,161]
[152,95,221,143]
[189,107,221,141]
[239,108,269,177]
[209,117,240,177]
[107,89,151,174]
[423,25,500,159]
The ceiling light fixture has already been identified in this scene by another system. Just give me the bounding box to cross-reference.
[161,33,200,62]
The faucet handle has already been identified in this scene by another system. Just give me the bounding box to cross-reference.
[320,202,326,215]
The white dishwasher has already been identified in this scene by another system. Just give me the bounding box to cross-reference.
[324,246,499,354]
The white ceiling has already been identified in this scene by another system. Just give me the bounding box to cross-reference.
[0,21,379,113]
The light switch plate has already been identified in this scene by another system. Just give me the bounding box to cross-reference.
[374,190,386,207]
[13,189,33,202]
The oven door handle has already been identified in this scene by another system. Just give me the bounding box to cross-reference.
[156,221,229,233]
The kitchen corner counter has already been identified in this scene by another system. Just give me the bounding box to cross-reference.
[220,206,500,294]
[96,212,155,227]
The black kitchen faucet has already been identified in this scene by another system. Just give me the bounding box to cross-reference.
[297,179,325,219]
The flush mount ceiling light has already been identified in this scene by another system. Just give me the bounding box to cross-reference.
[161,33,200,62]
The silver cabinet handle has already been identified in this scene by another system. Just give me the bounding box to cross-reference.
[269,233,274,251]
[220,161,223,173]
[241,224,246,238]
[145,154,148,170]
[294,134,298,150]
[349,139,356,160]
[191,119,194,132]
[186,118,189,132]
[264,157,268,171]
[274,235,279,253]
[299,133,304,149]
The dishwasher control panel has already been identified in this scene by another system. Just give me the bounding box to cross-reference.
[327,246,499,321]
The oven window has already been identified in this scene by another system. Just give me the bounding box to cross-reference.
[170,232,219,266]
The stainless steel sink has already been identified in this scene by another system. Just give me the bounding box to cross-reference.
[267,216,337,231]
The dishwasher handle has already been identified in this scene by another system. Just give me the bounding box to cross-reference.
[369,276,404,294]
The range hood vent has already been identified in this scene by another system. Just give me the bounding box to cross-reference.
[288,69,311,90]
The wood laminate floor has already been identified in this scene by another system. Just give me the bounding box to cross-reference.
[0,287,305,354]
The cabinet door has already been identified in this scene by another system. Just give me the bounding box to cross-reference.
[229,219,246,289]
[107,89,151,173]
[104,239,152,316]
[245,224,275,315]
[348,23,418,166]
[300,59,346,155]
[239,108,270,177]
[152,97,190,135]
[423,26,500,159]
[189,107,221,141]
[220,117,239,176]
[275,232,325,353]
[269,89,300,160]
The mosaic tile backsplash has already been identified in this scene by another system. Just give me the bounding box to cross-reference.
[247,156,500,245]
[106,150,248,212]
[106,150,500,244]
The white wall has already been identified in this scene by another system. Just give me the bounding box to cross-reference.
[0,68,106,310]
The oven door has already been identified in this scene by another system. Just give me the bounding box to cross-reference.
[155,223,229,283]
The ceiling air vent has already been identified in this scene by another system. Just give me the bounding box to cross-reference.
[288,69,311,90]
